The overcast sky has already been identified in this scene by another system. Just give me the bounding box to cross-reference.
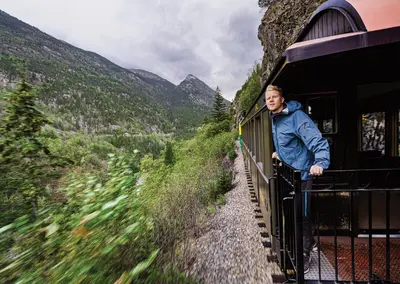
[0,0,264,101]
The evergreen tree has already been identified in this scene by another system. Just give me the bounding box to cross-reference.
[202,114,211,125]
[211,86,228,122]
[164,141,175,166]
[0,74,69,217]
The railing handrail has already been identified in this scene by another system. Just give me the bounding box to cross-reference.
[243,142,270,184]
[273,158,400,173]
[302,188,400,192]
[306,168,400,173]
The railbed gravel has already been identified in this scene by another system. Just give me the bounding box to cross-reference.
[188,143,281,283]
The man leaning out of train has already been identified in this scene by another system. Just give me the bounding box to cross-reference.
[265,84,331,274]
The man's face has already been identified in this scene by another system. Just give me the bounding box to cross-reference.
[265,90,284,113]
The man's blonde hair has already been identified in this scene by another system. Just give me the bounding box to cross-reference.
[266,85,283,96]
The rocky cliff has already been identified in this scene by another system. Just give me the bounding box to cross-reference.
[257,0,325,83]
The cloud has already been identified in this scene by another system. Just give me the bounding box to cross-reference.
[0,0,263,100]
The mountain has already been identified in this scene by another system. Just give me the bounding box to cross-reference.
[128,69,185,107]
[0,10,225,136]
[129,69,230,108]
[127,69,231,133]
[178,74,220,107]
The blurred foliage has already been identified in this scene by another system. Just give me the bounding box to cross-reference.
[164,141,175,166]
[0,76,71,223]
[0,154,159,283]
[0,79,236,282]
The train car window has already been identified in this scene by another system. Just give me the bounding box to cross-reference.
[306,96,337,134]
[361,112,385,155]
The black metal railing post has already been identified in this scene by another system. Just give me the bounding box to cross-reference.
[293,170,304,283]
[270,159,283,267]
[334,191,339,282]
[350,191,356,282]
[386,190,391,281]
[368,190,373,281]
[316,193,322,282]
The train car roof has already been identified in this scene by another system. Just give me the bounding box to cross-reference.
[346,0,400,32]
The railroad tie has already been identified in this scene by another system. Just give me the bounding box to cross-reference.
[271,274,287,284]
[257,222,266,228]
[262,241,272,248]
[267,254,278,263]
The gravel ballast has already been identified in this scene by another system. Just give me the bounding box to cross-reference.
[188,143,282,283]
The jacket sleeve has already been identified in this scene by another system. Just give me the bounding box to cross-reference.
[293,111,331,169]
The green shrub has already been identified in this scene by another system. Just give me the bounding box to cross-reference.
[216,195,226,206]
[140,129,235,273]
[206,169,233,202]
[88,140,117,160]
[106,134,166,158]
[198,131,236,160]
[228,149,237,161]
[40,125,60,140]
[163,141,175,166]
[232,129,239,141]
[198,119,230,138]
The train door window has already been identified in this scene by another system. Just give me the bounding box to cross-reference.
[361,111,385,155]
[306,96,337,134]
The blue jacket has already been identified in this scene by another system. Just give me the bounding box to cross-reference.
[270,101,330,181]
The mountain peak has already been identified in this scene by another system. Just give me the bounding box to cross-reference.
[185,74,198,81]
[129,68,167,82]
[177,74,229,107]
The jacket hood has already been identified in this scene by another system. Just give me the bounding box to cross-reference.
[284,101,303,114]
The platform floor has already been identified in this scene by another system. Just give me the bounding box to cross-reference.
[305,248,341,281]
[305,236,400,282]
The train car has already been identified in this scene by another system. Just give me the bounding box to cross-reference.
[241,0,400,282]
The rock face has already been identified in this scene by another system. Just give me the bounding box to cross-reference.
[257,0,325,83]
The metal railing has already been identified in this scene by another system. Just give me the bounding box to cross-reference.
[274,159,400,283]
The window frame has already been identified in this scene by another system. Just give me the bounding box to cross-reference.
[357,109,400,157]
[305,95,339,135]
[359,111,387,155]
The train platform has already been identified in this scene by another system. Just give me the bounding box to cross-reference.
[306,236,400,282]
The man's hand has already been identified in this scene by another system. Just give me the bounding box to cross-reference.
[310,165,323,176]
[272,152,279,160]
